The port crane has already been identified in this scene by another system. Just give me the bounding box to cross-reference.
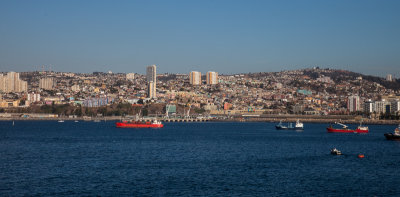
[334,122,348,128]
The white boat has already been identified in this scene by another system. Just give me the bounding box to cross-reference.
[275,119,304,130]
[331,148,342,155]
[58,120,64,123]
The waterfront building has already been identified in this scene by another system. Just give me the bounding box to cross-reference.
[364,100,375,113]
[189,71,201,85]
[126,73,135,81]
[206,71,218,85]
[391,100,400,113]
[347,95,360,112]
[375,100,390,113]
[146,65,157,98]
[39,77,54,90]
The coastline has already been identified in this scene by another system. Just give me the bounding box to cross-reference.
[1,116,399,125]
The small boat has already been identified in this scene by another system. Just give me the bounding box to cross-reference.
[116,119,164,128]
[58,120,64,123]
[327,122,368,133]
[384,125,400,141]
[331,148,342,155]
[275,120,303,130]
[74,120,79,122]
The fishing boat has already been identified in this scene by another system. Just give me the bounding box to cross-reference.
[384,125,400,141]
[116,119,164,128]
[331,148,342,155]
[275,120,304,130]
[327,122,368,133]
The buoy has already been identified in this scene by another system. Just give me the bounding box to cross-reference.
[358,154,365,158]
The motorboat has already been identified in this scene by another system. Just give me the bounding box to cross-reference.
[384,125,400,141]
[331,148,342,155]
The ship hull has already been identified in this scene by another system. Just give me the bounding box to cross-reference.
[116,122,164,128]
[327,127,368,133]
[384,133,400,141]
[276,126,303,130]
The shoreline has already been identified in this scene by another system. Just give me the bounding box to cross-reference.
[2,117,400,125]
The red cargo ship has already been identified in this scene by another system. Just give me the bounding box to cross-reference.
[327,122,368,133]
[116,119,164,128]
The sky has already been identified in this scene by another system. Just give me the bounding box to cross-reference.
[0,0,399,77]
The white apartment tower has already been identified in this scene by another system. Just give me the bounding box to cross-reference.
[386,74,393,82]
[39,77,54,90]
[391,100,400,113]
[206,71,218,85]
[364,100,375,113]
[189,71,202,85]
[146,65,157,98]
[374,100,389,113]
[347,95,360,112]
[0,72,27,93]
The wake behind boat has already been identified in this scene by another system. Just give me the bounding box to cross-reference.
[275,120,304,130]
[327,122,368,133]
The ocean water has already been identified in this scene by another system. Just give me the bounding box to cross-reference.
[0,121,399,196]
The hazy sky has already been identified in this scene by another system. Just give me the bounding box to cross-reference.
[0,0,399,76]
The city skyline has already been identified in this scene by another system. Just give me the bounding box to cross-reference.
[0,1,399,77]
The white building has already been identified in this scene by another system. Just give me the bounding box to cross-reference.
[364,100,375,113]
[347,95,360,112]
[0,72,28,93]
[71,84,80,92]
[375,100,390,113]
[126,73,135,81]
[206,71,218,85]
[39,77,54,90]
[189,71,202,85]
[386,74,393,82]
[27,92,41,103]
[391,100,400,113]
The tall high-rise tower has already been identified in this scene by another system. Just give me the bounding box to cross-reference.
[146,65,157,98]
[39,77,54,90]
[386,74,393,82]
[206,71,218,85]
[347,95,360,112]
[189,71,201,85]
[0,72,27,93]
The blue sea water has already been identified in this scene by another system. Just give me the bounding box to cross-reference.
[0,121,399,196]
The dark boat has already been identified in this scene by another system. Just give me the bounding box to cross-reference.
[331,148,342,155]
[384,125,400,141]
